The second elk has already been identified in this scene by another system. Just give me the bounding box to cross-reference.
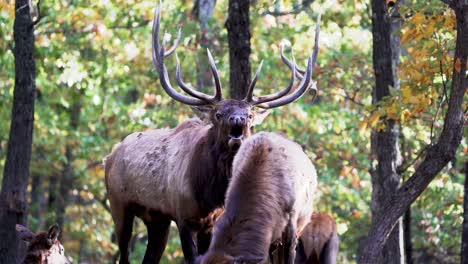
[199,132,317,264]
[296,212,339,264]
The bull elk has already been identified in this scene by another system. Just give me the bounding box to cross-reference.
[104,5,320,264]
[198,132,317,264]
[16,224,71,264]
[296,212,339,264]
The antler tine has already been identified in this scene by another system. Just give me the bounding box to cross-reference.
[255,14,320,109]
[164,28,181,58]
[248,50,296,105]
[175,54,215,101]
[280,43,305,79]
[207,49,223,101]
[244,60,264,103]
[311,13,321,68]
[152,5,215,106]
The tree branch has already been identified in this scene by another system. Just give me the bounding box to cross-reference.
[32,0,45,27]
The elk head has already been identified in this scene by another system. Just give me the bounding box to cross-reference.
[152,6,320,150]
[16,224,71,264]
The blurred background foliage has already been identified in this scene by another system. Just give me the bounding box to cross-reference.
[0,0,466,263]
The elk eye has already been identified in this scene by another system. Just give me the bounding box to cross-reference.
[215,112,223,120]
[248,114,253,119]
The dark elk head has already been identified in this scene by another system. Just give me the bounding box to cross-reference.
[152,6,320,150]
[16,224,71,264]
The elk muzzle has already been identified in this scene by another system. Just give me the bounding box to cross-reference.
[228,115,247,149]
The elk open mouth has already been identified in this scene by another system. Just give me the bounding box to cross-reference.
[228,125,244,149]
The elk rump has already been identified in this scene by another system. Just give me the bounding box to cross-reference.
[199,132,317,264]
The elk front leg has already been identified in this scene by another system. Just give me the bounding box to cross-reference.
[178,220,198,264]
[284,218,297,264]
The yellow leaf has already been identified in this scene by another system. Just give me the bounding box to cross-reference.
[408,95,420,104]
[413,13,425,24]
[358,121,368,136]
[401,86,412,98]
[369,112,380,127]
[423,20,436,38]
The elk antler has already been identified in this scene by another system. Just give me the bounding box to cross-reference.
[152,5,223,105]
[244,14,321,109]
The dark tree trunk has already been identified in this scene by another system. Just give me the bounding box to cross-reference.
[403,209,413,264]
[47,173,60,227]
[462,161,468,264]
[194,0,216,92]
[0,0,36,262]
[225,0,251,99]
[29,172,42,227]
[369,0,404,262]
[358,2,467,263]
[56,97,81,230]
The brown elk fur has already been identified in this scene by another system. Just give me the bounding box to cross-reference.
[296,212,339,264]
[16,224,70,264]
[104,101,270,263]
[199,132,317,264]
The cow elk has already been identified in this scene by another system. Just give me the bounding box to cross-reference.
[295,212,339,264]
[198,132,318,264]
[16,224,70,264]
[104,5,319,264]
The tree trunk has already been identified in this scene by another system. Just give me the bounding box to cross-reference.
[0,0,36,262]
[358,2,467,263]
[56,97,81,230]
[225,0,251,99]
[29,172,42,227]
[369,0,404,262]
[462,161,468,264]
[194,0,216,92]
[47,173,60,227]
[403,208,413,264]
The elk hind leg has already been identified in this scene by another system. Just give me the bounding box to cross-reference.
[142,212,171,264]
[320,230,339,264]
[111,204,134,264]
[284,218,297,264]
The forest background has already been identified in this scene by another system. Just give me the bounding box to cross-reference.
[0,0,466,263]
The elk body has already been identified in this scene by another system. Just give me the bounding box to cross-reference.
[104,5,319,264]
[16,224,70,264]
[199,132,317,264]
[295,212,339,264]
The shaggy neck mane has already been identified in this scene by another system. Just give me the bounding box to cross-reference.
[190,126,237,216]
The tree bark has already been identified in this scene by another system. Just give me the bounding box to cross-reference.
[0,0,36,262]
[403,209,413,264]
[29,172,42,227]
[369,0,404,262]
[462,161,468,264]
[225,0,251,99]
[56,96,81,230]
[358,2,467,263]
[194,0,216,92]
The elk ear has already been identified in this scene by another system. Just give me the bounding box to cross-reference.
[47,224,60,244]
[16,224,36,242]
[191,105,214,121]
[252,109,271,126]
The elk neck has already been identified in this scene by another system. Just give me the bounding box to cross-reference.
[189,126,237,217]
